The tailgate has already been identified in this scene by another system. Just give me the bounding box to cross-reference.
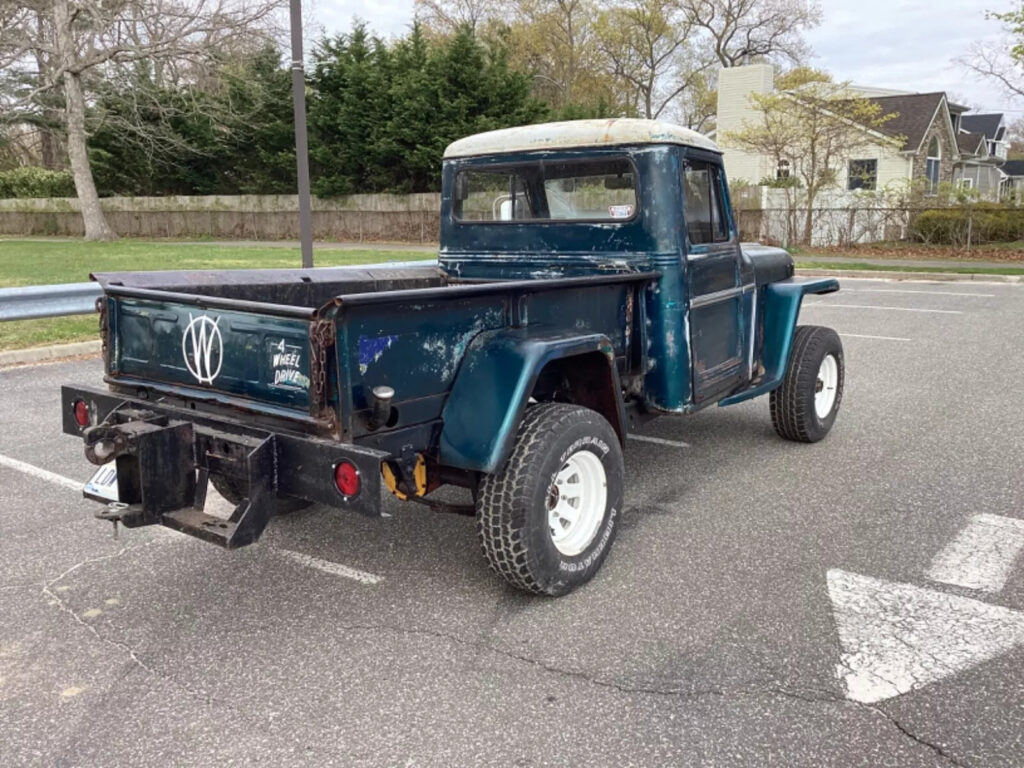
[103,288,319,413]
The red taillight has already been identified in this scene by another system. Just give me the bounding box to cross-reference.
[72,399,90,428]
[334,461,360,497]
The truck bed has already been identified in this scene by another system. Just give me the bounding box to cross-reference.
[92,264,657,446]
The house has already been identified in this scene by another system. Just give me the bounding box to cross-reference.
[955,113,1009,199]
[716,64,1007,202]
[1001,159,1024,199]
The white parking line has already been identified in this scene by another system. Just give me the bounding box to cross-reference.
[840,333,912,342]
[927,514,1024,593]
[627,434,691,448]
[277,549,383,585]
[0,453,83,492]
[804,303,963,315]
[828,568,1024,704]
[844,288,995,298]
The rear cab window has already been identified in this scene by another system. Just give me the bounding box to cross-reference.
[454,158,637,223]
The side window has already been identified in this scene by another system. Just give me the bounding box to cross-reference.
[683,161,729,246]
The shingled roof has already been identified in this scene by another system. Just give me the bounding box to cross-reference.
[957,131,987,156]
[1002,159,1024,176]
[861,92,948,152]
[961,114,1004,141]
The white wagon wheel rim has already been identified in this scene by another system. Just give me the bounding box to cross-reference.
[547,450,608,557]
[814,354,839,419]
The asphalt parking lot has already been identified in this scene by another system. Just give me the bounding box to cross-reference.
[1,276,1023,767]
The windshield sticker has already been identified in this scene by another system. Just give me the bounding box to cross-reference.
[270,339,310,389]
[358,334,399,375]
[608,204,634,219]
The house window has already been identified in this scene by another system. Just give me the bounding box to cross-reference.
[776,159,790,179]
[848,159,878,191]
[683,161,729,245]
[926,137,941,195]
[959,177,974,190]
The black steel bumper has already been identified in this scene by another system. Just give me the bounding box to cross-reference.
[61,385,387,548]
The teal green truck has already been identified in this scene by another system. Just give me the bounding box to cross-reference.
[62,119,844,596]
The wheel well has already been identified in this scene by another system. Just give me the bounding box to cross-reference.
[531,352,624,443]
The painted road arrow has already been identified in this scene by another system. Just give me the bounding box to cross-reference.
[828,569,1024,704]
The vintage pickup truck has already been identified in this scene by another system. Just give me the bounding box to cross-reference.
[61,119,843,596]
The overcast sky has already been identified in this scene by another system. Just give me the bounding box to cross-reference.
[307,0,1021,117]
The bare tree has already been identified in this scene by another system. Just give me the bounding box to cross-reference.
[0,0,284,240]
[511,0,596,108]
[961,7,1024,103]
[595,0,710,119]
[962,46,1024,103]
[681,0,821,67]
[414,0,503,34]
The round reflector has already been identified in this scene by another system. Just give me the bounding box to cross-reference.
[334,461,360,497]
[72,399,90,428]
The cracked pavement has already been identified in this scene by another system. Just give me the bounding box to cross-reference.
[2,278,1023,766]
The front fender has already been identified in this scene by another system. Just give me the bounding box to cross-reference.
[718,276,839,407]
[439,329,621,473]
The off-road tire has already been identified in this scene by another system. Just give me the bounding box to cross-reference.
[770,325,844,443]
[210,475,311,515]
[476,403,624,596]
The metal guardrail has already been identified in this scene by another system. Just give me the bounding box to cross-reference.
[0,260,439,322]
[0,282,102,322]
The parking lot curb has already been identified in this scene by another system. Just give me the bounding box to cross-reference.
[797,267,1024,284]
[0,340,101,368]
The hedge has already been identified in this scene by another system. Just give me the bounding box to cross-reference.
[912,203,1024,245]
[0,167,76,199]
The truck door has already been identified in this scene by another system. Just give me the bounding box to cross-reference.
[682,158,746,404]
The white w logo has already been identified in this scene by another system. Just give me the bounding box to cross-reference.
[182,314,223,384]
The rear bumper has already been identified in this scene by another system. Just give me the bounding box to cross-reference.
[61,385,386,519]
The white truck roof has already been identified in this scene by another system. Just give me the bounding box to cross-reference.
[443,118,721,159]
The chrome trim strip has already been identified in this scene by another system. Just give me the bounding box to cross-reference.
[689,283,753,310]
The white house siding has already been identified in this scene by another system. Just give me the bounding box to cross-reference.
[836,143,912,191]
[717,64,775,184]
[717,64,911,193]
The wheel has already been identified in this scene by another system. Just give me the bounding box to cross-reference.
[476,403,624,596]
[209,475,311,515]
[770,325,844,443]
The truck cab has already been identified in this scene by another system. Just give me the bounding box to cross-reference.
[439,119,825,415]
[61,119,843,596]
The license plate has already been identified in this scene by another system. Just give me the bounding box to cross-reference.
[84,463,119,502]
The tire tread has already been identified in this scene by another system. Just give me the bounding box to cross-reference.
[476,403,605,595]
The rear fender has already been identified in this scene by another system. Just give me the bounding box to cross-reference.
[439,329,624,473]
[718,277,839,407]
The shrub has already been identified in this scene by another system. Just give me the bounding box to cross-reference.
[911,203,1024,245]
[0,166,76,198]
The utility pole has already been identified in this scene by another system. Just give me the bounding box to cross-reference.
[289,0,314,268]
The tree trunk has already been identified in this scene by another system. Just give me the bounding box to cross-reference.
[53,0,116,241]
[802,204,814,246]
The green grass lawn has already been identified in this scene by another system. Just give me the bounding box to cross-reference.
[0,239,433,351]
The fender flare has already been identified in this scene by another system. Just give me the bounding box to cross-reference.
[439,328,625,474]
